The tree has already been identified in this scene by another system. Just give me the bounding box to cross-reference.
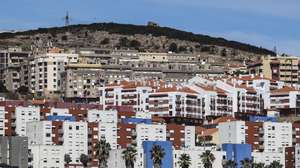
[177,153,191,168]
[122,146,137,168]
[178,46,187,52]
[130,40,141,49]
[0,81,8,93]
[151,144,165,168]
[266,161,283,168]
[253,162,265,168]
[119,37,131,47]
[80,154,89,168]
[169,43,178,52]
[240,158,253,168]
[100,38,110,45]
[200,150,215,168]
[95,139,111,168]
[16,86,29,95]
[222,160,236,168]
[64,154,72,167]
[221,48,227,57]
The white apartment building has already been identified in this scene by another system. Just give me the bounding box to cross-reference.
[295,145,300,168]
[15,106,40,136]
[63,121,88,164]
[184,126,196,148]
[0,106,5,136]
[98,122,118,149]
[87,109,118,123]
[26,121,53,145]
[29,145,64,168]
[108,148,144,168]
[218,121,246,144]
[173,148,225,168]
[136,123,166,147]
[252,152,285,167]
[189,83,234,117]
[99,81,152,112]
[148,86,205,118]
[29,51,78,97]
[268,87,300,110]
[263,122,292,153]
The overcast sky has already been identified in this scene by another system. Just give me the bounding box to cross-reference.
[0,0,299,55]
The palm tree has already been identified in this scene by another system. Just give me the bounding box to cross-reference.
[80,154,89,168]
[266,161,283,168]
[177,153,191,168]
[241,158,253,168]
[122,146,137,168]
[151,144,166,168]
[200,150,215,168]
[64,154,72,167]
[253,162,265,168]
[222,160,237,168]
[95,139,111,168]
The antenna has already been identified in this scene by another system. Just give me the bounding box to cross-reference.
[273,46,277,55]
[64,11,70,26]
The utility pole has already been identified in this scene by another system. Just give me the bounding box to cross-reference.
[64,11,70,26]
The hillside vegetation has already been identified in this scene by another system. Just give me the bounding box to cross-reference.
[0,22,274,56]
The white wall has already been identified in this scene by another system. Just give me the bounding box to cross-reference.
[263,122,292,153]
[218,121,246,144]
[27,121,52,145]
[0,106,5,136]
[136,124,166,148]
[87,109,117,123]
[252,152,285,167]
[63,121,88,164]
[98,122,118,150]
[30,145,64,168]
[15,106,40,136]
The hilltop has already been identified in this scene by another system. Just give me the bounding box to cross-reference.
[0,22,275,63]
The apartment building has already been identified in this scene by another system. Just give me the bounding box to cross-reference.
[0,136,28,168]
[218,120,246,144]
[252,152,285,167]
[0,47,31,91]
[219,120,293,154]
[0,106,5,136]
[26,120,88,165]
[268,86,300,114]
[62,121,88,164]
[149,85,205,118]
[99,80,153,111]
[29,145,64,168]
[27,121,53,145]
[136,123,166,147]
[248,55,300,86]
[190,83,234,116]
[166,124,196,149]
[61,63,104,101]
[15,106,40,136]
[29,49,78,98]
[263,122,292,153]
[87,109,117,123]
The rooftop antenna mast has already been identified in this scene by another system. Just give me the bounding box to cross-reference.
[64,11,70,26]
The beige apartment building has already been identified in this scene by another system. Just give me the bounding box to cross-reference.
[248,55,300,86]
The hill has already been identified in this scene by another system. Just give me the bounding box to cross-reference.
[0,22,275,62]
